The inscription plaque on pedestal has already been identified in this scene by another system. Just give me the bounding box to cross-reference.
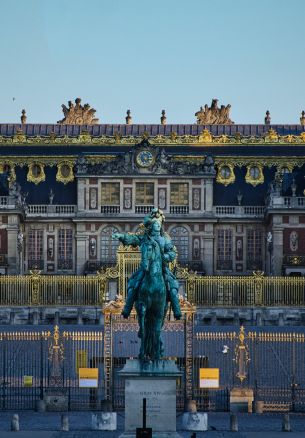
[119,359,182,438]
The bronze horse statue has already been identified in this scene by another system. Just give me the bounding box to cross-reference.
[113,208,181,361]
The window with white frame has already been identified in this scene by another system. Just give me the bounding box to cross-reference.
[135,182,154,205]
[170,183,189,206]
[170,226,189,263]
[58,229,73,270]
[28,229,44,269]
[216,228,233,270]
[101,183,120,205]
[246,228,262,270]
[100,226,120,263]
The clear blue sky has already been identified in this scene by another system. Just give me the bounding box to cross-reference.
[0,0,304,125]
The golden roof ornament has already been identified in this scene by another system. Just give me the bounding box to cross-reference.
[57,97,99,125]
[195,99,234,125]
[198,128,213,143]
[265,128,278,142]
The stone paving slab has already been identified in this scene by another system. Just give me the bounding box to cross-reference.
[2,433,305,438]
[0,412,305,437]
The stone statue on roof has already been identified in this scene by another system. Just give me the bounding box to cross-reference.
[57,98,99,125]
[195,99,234,125]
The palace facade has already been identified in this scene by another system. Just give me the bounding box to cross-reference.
[0,99,305,277]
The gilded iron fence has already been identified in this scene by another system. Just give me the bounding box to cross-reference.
[0,326,104,410]
[1,246,305,306]
[195,327,305,412]
[186,271,305,307]
[1,325,305,412]
[0,271,107,306]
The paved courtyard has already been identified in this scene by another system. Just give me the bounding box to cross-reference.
[0,412,305,437]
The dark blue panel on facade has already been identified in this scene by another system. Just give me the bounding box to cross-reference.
[15,167,77,205]
[213,167,276,206]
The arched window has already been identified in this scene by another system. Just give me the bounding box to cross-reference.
[170,226,189,263]
[100,226,120,263]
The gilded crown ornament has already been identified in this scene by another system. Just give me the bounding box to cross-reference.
[57,97,99,125]
[195,99,234,125]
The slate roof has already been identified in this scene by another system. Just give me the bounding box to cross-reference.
[0,123,305,137]
[0,124,304,207]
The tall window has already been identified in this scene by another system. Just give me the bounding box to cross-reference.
[58,229,73,270]
[135,183,154,205]
[101,183,120,205]
[171,226,189,263]
[28,229,44,269]
[170,183,189,205]
[247,228,262,270]
[217,229,233,270]
[100,226,120,263]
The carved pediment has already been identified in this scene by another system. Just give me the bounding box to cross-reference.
[75,138,215,177]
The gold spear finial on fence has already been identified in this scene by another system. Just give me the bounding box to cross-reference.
[234,326,250,383]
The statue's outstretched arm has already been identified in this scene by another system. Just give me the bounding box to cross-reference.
[112,232,141,247]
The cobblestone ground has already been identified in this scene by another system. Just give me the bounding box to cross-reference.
[0,412,305,437]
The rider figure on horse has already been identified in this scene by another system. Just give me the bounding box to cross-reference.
[112,208,182,321]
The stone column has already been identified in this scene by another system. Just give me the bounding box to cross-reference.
[77,178,86,212]
[75,224,88,275]
[272,228,283,276]
[202,223,214,274]
[7,215,19,274]
[205,179,214,213]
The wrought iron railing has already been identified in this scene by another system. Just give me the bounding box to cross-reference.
[0,271,108,306]
[185,272,305,306]
[1,247,305,307]
[1,325,305,412]
[0,269,305,307]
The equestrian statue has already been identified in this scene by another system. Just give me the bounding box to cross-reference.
[112,208,182,361]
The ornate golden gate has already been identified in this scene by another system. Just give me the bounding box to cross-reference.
[102,294,196,409]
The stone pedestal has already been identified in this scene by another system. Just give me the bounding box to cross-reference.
[119,359,182,438]
[230,387,254,413]
[92,412,117,431]
[44,390,68,412]
[182,412,208,431]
